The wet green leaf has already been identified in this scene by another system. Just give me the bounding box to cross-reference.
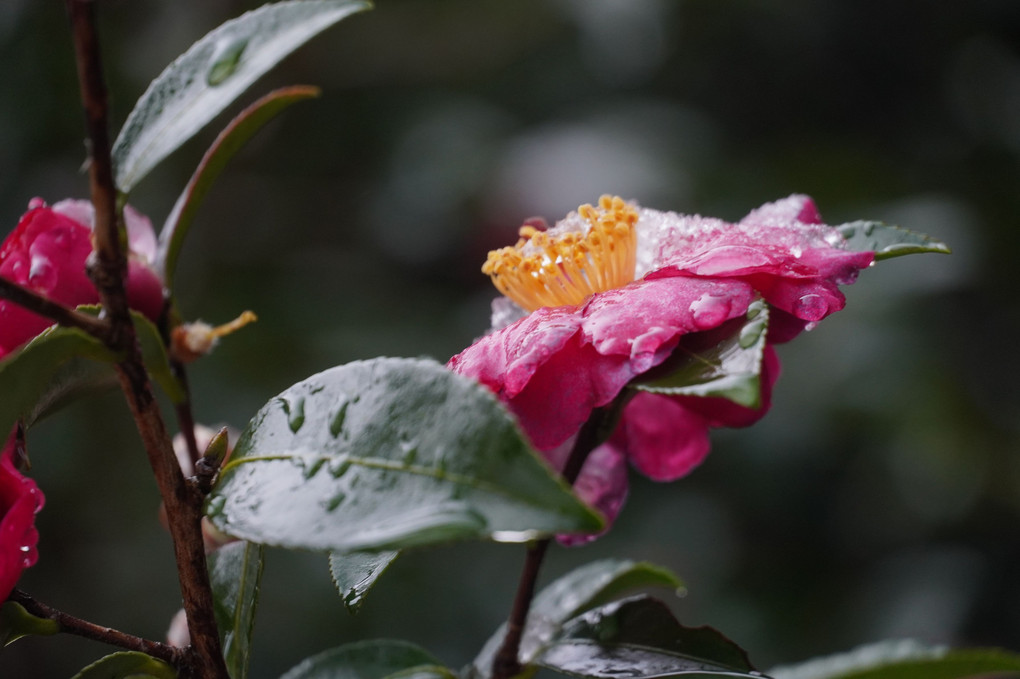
[0,601,59,647]
[72,651,178,679]
[0,310,184,440]
[633,299,768,408]
[329,549,400,613]
[208,541,265,679]
[112,0,372,192]
[538,596,761,679]
[770,640,1020,679]
[207,358,603,552]
[836,221,951,260]
[280,639,454,679]
[472,560,684,679]
[158,86,320,289]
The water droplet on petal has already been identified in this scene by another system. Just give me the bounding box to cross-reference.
[207,37,248,86]
[27,197,45,210]
[689,293,732,329]
[793,293,828,321]
[28,255,57,292]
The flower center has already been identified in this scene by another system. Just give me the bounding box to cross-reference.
[483,195,638,312]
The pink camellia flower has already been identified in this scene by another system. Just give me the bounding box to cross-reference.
[448,195,873,541]
[0,197,165,360]
[0,430,44,601]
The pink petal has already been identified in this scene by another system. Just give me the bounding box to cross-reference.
[616,393,712,482]
[739,194,822,225]
[0,432,45,601]
[557,443,629,546]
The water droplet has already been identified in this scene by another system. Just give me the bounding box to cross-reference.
[689,293,731,329]
[207,495,227,517]
[738,321,763,349]
[400,438,418,465]
[299,456,326,480]
[790,245,803,258]
[863,222,876,236]
[330,401,349,438]
[325,492,346,511]
[329,458,352,478]
[19,545,30,553]
[280,396,306,432]
[206,37,248,86]
[28,255,57,292]
[793,293,828,321]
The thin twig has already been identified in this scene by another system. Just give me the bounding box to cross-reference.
[9,589,184,666]
[491,405,619,679]
[64,2,227,677]
[0,278,111,340]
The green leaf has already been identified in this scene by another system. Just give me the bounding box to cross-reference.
[157,85,321,289]
[208,541,265,679]
[329,549,400,613]
[72,651,178,679]
[0,310,185,440]
[207,357,603,552]
[472,560,684,679]
[836,221,951,260]
[770,640,1020,679]
[537,596,762,679]
[0,601,59,646]
[279,639,454,679]
[633,299,769,408]
[112,0,372,192]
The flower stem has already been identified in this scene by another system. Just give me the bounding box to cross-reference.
[9,589,184,666]
[0,278,111,340]
[491,404,620,679]
[64,3,227,677]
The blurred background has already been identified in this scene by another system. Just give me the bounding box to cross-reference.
[1,0,1018,676]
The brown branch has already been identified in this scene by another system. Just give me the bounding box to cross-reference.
[0,277,111,340]
[65,2,227,677]
[9,589,184,666]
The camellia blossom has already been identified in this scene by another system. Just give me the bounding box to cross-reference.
[448,195,874,540]
[0,197,165,595]
[0,431,44,601]
[0,197,164,360]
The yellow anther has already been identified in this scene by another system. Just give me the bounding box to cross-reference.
[483,195,638,312]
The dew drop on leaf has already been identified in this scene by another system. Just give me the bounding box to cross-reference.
[326,492,346,511]
[206,37,248,86]
[330,401,350,438]
[280,396,306,432]
[329,458,352,478]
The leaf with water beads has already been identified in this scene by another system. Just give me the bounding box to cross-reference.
[632,299,769,408]
[329,549,400,614]
[836,221,951,260]
[207,357,603,553]
[112,0,372,192]
[537,596,764,679]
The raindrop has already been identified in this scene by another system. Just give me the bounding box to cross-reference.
[863,222,876,236]
[206,37,248,86]
[28,255,57,292]
[738,322,763,349]
[207,495,227,517]
[298,456,326,480]
[325,492,346,511]
[329,458,352,478]
[689,293,731,329]
[330,401,350,438]
[280,396,306,433]
[793,293,828,321]
[19,545,30,553]
[400,438,418,466]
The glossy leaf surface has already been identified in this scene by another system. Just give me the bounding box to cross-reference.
[329,549,400,613]
[836,221,951,260]
[0,310,183,439]
[207,358,603,552]
[157,86,320,288]
[538,596,761,679]
[72,651,177,679]
[209,541,265,679]
[472,559,683,679]
[279,639,454,679]
[770,639,1020,679]
[0,602,59,647]
[633,299,768,408]
[112,0,371,191]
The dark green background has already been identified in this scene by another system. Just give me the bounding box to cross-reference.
[1,0,1018,676]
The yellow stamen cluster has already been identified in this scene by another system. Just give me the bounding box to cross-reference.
[483,195,638,312]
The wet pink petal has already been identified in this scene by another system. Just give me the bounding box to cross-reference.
[0,198,164,358]
[739,193,822,226]
[557,443,629,546]
[0,432,45,600]
[615,393,711,482]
